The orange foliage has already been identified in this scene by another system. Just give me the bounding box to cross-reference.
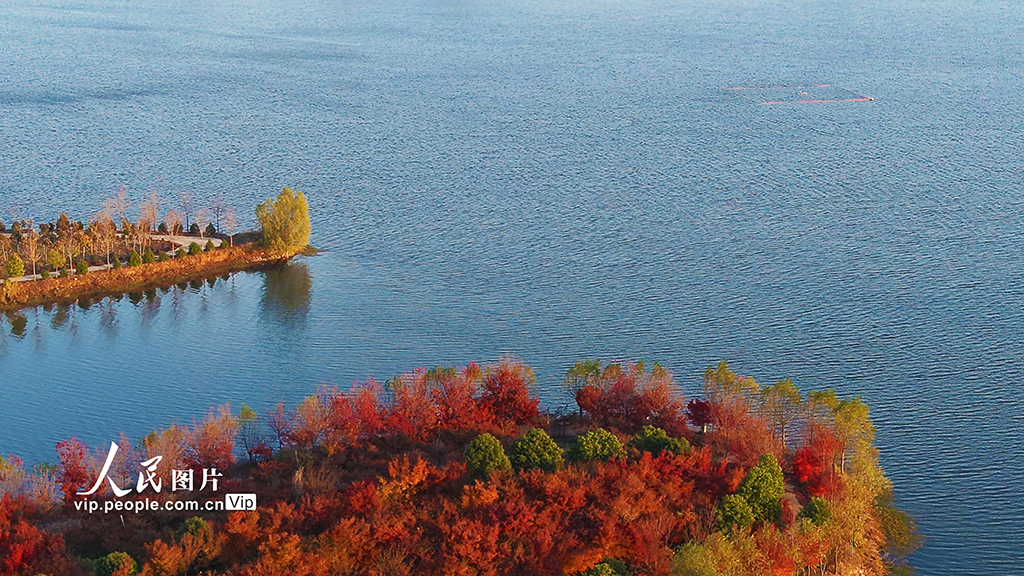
[28,359,898,576]
[575,362,687,437]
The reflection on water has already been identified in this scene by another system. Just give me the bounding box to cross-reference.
[6,311,27,339]
[0,265,305,353]
[261,262,312,326]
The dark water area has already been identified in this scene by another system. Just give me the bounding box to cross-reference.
[2,0,1024,572]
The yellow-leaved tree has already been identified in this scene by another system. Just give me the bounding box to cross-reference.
[256,187,310,254]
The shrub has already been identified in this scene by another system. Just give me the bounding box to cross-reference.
[509,428,563,472]
[630,425,690,456]
[464,433,511,478]
[45,249,66,270]
[189,222,201,235]
[219,238,229,248]
[143,247,155,264]
[738,453,784,524]
[568,428,623,462]
[798,497,832,526]
[75,259,88,274]
[158,251,170,262]
[127,249,142,267]
[257,187,311,253]
[60,266,70,277]
[181,516,211,537]
[175,247,186,258]
[717,494,754,536]
[672,543,717,576]
[204,239,215,252]
[188,242,201,255]
[581,562,622,576]
[40,269,50,279]
[206,222,217,236]
[95,551,138,576]
[6,253,24,277]
[111,255,122,269]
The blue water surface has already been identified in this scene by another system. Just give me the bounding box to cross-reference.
[1,0,1023,573]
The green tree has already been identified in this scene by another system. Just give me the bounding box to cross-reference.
[45,249,66,271]
[737,453,784,524]
[6,253,24,278]
[630,425,690,456]
[760,378,802,447]
[143,247,155,264]
[581,562,626,576]
[95,551,138,576]
[204,239,215,252]
[672,543,718,576]
[798,497,832,526]
[188,242,201,255]
[256,187,311,253]
[509,428,563,472]
[464,433,511,478]
[181,516,211,537]
[127,249,142,267]
[75,259,88,274]
[568,428,623,462]
[716,494,754,536]
[174,247,186,258]
[158,251,170,262]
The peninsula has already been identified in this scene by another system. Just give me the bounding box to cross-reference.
[0,187,310,310]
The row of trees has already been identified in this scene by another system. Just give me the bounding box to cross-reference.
[0,358,918,575]
[1,188,237,279]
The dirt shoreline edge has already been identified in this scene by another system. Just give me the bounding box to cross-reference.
[0,244,294,311]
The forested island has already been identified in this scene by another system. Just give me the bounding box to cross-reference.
[0,360,920,576]
[0,188,310,311]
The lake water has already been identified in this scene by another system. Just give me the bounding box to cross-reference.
[2,0,1023,572]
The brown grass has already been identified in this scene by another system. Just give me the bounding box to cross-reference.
[0,244,293,311]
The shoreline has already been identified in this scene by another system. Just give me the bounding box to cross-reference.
[0,243,294,311]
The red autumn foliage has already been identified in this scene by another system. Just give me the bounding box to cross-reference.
[792,424,843,497]
[479,359,540,429]
[55,437,92,504]
[15,359,906,576]
[0,494,82,576]
[687,399,713,431]
[186,405,239,470]
[574,362,687,436]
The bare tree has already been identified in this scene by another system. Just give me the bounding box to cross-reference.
[20,221,40,276]
[139,191,160,250]
[0,232,11,262]
[195,208,208,240]
[209,198,225,232]
[112,185,130,225]
[164,208,183,237]
[224,207,236,247]
[91,214,116,267]
[179,191,194,233]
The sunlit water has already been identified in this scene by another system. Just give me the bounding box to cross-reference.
[2,0,1024,572]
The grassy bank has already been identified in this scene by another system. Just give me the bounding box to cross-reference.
[0,244,292,311]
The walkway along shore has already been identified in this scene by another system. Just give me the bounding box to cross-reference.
[0,243,293,311]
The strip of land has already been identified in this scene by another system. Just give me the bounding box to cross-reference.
[0,243,290,311]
